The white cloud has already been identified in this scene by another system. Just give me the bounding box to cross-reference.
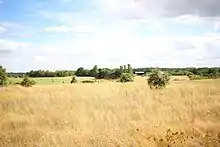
[214,22,220,31]
[39,11,86,25]
[31,30,220,68]
[100,0,167,19]
[2,31,220,71]
[0,39,30,54]
[3,0,220,71]
[98,0,220,29]
[170,14,201,25]
[33,56,46,63]
[0,26,7,33]
[44,25,97,33]
[99,0,220,19]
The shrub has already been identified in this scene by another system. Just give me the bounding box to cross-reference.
[120,73,134,83]
[70,76,77,83]
[20,76,36,87]
[188,75,205,80]
[81,80,96,83]
[148,70,170,89]
[0,65,7,87]
[185,72,194,79]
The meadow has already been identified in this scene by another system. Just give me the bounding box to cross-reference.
[8,77,96,85]
[0,76,220,146]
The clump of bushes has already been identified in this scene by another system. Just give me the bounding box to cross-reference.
[0,65,7,87]
[186,72,205,80]
[120,73,134,83]
[70,76,77,83]
[188,75,204,80]
[20,76,36,87]
[81,80,96,83]
[148,70,170,89]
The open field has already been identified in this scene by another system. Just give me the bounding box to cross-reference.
[8,77,96,85]
[8,76,189,86]
[1,77,220,146]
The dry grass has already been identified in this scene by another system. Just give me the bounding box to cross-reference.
[0,77,220,147]
[170,76,189,81]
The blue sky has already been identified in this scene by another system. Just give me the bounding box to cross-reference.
[0,0,220,72]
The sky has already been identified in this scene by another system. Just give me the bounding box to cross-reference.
[0,0,220,72]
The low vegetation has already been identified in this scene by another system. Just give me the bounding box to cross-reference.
[1,78,220,146]
[20,76,36,87]
[0,66,7,87]
[81,80,96,83]
[1,64,220,146]
[120,73,134,83]
[148,70,170,89]
[70,76,77,84]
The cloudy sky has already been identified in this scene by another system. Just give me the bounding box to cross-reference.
[0,0,220,72]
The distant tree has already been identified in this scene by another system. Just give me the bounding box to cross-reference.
[123,65,127,73]
[98,68,103,79]
[208,68,219,78]
[89,65,99,78]
[20,76,36,87]
[112,69,122,79]
[186,71,194,79]
[120,73,134,83]
[148,70,170,89]
[27,70,73,77]
[127,64,133,75]
[0,65,7,87]
[119,66,123,73]
[75,67,89,77]
[190,68,200,75]
[97,68,112,79]
[70,76,77,84]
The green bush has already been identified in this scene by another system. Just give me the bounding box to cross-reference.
[0,65,7,87]
[188,75,205,80]
[20,76,36,87]
[120,73,134,83]
[70,76,77,83]
[148,70,170,89]
[81,80,96,83]
[185,72,194,79]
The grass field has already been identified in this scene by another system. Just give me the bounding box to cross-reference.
[1,77,220,146]
[8,77,96,85]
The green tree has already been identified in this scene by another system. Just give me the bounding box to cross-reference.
[127,64,133,75]
[75,67,89,77]
[97,68,111,79]
[209,68,219,78]
[148,70,170,89]
[20,76,36,87]
[119,66,123,73]
[186,71,194,79]
[89,65,99,78]
[123,65,127,73]
[0,65,7,87]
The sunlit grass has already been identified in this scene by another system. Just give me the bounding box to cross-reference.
[8,76,96,85]
[0,77,220,146]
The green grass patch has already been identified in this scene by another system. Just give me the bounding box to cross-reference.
[8,77,72,85]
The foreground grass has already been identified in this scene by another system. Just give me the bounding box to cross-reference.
[0,77,220,146]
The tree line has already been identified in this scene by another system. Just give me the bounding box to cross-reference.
[134,67,219,77]
[75,64,133,79]
[26,70,75,77]
[4,66,220,79]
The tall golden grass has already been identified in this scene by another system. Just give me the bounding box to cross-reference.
[0,77,220,146]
